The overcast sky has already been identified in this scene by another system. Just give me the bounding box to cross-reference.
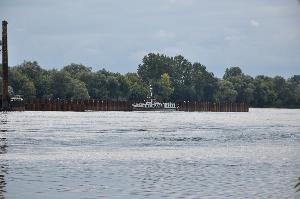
[1,0,300,77]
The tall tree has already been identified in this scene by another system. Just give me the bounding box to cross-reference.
[49,70,89,100]
[137,53,173,83]
[223,67,243,79]
[9,69,36,98]
[191,63,218,101]
[214,80,237,102]
[170,55,194,101]
[152,73,174,101]
[253,76,276,107]
[224,67,255,103]
[62,63,92,79]
[13,61,49,98]
[126,73,149,102]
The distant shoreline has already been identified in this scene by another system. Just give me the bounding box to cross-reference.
[1,53,299,109]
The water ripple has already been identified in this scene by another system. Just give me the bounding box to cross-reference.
[0,109,300,198]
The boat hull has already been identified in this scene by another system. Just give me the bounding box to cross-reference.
[132,107,177,111]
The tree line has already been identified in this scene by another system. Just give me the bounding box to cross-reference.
[0,53,299,108]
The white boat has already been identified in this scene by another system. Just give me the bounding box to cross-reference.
[132,99,176,111]
[132,86,177,111]
[10,95,23,102]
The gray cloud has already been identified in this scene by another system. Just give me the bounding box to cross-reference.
[1,0,300,77]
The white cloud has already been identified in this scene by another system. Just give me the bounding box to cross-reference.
[130,50,149,61]
[84,47,98,54]
[1,0,299,76]
[225,36,233,41]
[164,0,195,5]
[15,27,25,32]
[155,30,176,40]
[250,19,260,27]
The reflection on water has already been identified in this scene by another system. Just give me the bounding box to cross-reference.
[0,109,300,198]
[0,113,8,199]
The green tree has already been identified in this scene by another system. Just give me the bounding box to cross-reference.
[223,67,243,79]
[137,53,173,83]
[287,75,300,107]
[49,70,89,100]
[191,63,218,101]
[126,73,149,102]
[170,55,194,101]
[71,78,90,100]
[9,69,36,98]
[13,61,50,98]
[106,76,120,100]
[116,74,130,100]
[272,76,294,107]
[152,73,174,101]
[224,67,255,103]
[214,80,237,102]
[62,63,92,79]
[253,76,277,107]
[289,75,300,85]
[3,55,299,108]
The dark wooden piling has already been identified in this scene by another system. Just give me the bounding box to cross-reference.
[19,99,248,112]
[1,21,9,110]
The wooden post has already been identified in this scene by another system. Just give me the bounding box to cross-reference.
[36,99,40,111]
[32,99,36,111]
[99,101,102,111]
[100,101,103,111]
[1,21,9,110]
[51,100,55,111]
[71,100,76,111]
[104,100,107,111]
[41,99,45,111]
[65,100,68,111]
[62,100,65,111]
[112,100,115,111]
[124,101,127,111]
[47,99,51,111]
[177,102,181,111]
[105,100,109,111]
[108,101,111,111]
[95,100,99,111]
[197,102,200,112]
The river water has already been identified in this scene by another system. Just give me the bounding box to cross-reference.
[0,109,300,198]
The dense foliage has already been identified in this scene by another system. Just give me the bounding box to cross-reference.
[1,53,299,108]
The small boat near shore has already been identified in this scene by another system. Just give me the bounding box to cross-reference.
[132,85,177,111]
[132,99,177,111]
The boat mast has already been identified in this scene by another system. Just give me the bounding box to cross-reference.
[149,84,153,103]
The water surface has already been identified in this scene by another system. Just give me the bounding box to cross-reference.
[0,109,300,198]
